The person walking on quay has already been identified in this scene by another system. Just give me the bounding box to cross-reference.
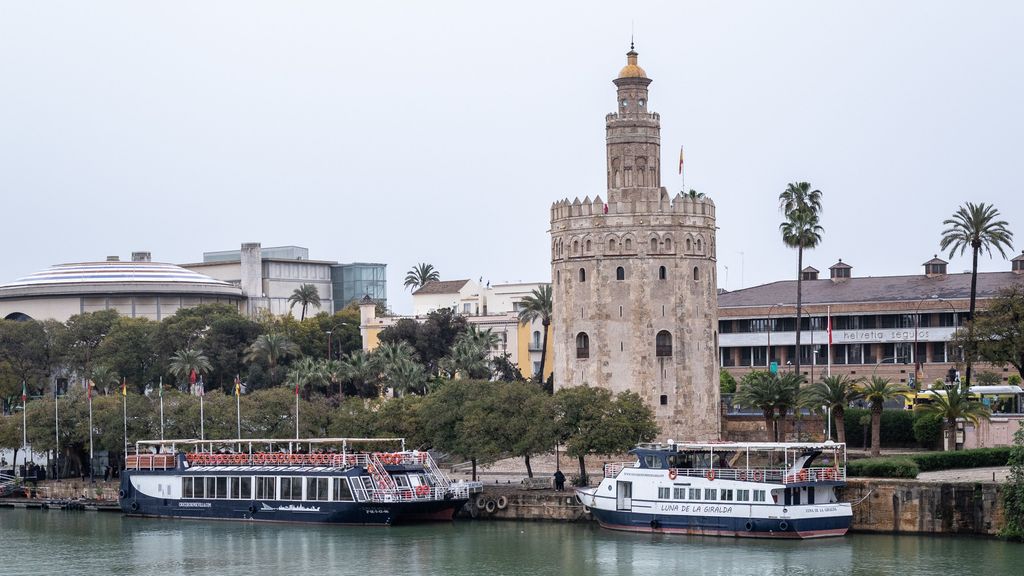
[553,469,566,491]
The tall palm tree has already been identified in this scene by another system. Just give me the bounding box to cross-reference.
[404,263,440,291]
[779,182,824,379]
[168,348,212,388]
[517,284,553,383]
[89,364,121,395]
[287,284,321,321]
[804,374,863,443]
[286,357,330,398]
[458,325,501,351]
[914,386,991,451]
[373,341,421,396]
[859,376,911,457]
[244,333,300,386]
[441,338,490,380]
[940,202,1014,387]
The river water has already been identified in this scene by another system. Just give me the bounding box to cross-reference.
[1,508,1021,576]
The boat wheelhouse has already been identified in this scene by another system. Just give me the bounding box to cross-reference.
[118,437,481,525]
[576,441,852,539]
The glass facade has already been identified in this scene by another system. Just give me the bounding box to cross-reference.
[331,263,387,311]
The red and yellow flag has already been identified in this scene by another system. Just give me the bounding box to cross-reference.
[121,377,127,397]
[678,145,684,175]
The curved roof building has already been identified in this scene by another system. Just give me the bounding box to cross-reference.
[0,256,244,321]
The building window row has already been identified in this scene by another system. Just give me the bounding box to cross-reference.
[576,331,673,359]
[555,233,708,260]
[720,312,962,334]
[720,342,964,368]
[656,487,766,503]
[576,265,684,283]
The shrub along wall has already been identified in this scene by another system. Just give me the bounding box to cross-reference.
[847,447,1012,478]
[841,408,918,448]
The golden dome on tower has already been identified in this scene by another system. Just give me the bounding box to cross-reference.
[617,48,647,79]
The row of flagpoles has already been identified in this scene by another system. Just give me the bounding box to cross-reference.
[16,371,300,478]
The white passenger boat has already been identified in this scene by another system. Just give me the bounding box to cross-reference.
[118,437,482,525]
[576,441,852,538]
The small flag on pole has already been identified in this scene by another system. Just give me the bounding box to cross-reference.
[827,315,833,346]
[235,375,241,397]
[22,381,27,403]
[294,380,300,397]
[121,377,127,397]
[678,145,684,175]
[197,376,205,397]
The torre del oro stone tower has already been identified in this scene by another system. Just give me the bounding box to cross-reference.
[549,46,720,441]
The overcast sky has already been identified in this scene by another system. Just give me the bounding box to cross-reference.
[2,1,1022,314]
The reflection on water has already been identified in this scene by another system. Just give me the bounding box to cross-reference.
[1,509,1021,576]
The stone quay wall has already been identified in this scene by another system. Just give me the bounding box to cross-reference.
[842,479,1006,536]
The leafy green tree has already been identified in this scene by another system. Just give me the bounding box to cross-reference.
[462,381,557,478]
[419,379,489,479]
[59,310,121,376]
[1002,421,1024,540]
[940,201,1014,387]
[859,376,911,456]
[244,333,300,388]
[404,263,440,291]
[554,387,658,485]
[517,284,553,382]
[804,374,863,444]
[965,285,1024,380]
[0,319,49,404]
[168,349,212,390]
[95,318,159,392]
[719,370,737,394]
[440,336,491,380]
[491,353,525,382]
[779,182,823,378]
[288,284,322,321]
[914,386,990,452]
[377,309,468,377]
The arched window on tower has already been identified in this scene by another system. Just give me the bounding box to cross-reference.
[616,266,625,281]
[656,331,673,357]
[659,266,667,280]
[625,238,633,251]
[650,238,658,253]
[609,238,616,251]
[576,332,590,359]
[697,238,703,252]
[686,238,692,252]
[573,240,579,255]
[693,266,700,281]
[585,239,591,252]
[556,270,561,284]
[579,268,586,282]
[664,237,672,252]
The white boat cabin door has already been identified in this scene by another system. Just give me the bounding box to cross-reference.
[616,481,632,511]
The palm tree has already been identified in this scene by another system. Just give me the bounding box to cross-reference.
[940,202,1014,387]
[244,333,300,386]
[779,182,824,379]
[373,341,422,396]
[686,189,706,199]
[804,374,863,443]
[441,338,490,380]
[458,325,501,351]
[386,360,428,396]
[404,263,440,291]
[89,364,121,395]
[914,386,991,451]
[734,371,801,441]
[288,284,321,321]
[337,351,382,398]
[286,357,330,398]
[517,284,553,383]
[859,376,911,457]
[168,348,212,388]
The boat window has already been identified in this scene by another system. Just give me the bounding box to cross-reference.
[658,487,670,499]
[753,490,766,502]
[736,489,750,501]
[350,477,370,502]
[182,477,194,498]
[356,476,375,501]
[280,477,303,501]
[643,455,663,469]
[704,489,717,501]
[688,488,700,500]
[393,475,411,488]
[333,478,354,502]
[720,489,734,501]
[193,477,206,498]
[256,476,276,500]
[231,476,252,500]
[306,477,329,501]
[215,477,228,499]
[667,454,692,468]
[673,487,685,499]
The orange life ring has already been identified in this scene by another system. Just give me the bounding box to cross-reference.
[706,470,715,481]
[668,468,678,480]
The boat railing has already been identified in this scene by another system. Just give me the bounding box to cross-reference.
[178,451,435,469]
[603,464,846,484]
[126,453,177,470]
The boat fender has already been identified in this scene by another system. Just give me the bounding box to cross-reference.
[130,501,139,513]
[779,520,789,531]
[118,489,127,499]
[485,499,497,514]
[248,504,258,514]
[496,495,508,510]
[650,519,660,529]
[745,520,754,531]
[583,506,591,514]
[476,495,487,509]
